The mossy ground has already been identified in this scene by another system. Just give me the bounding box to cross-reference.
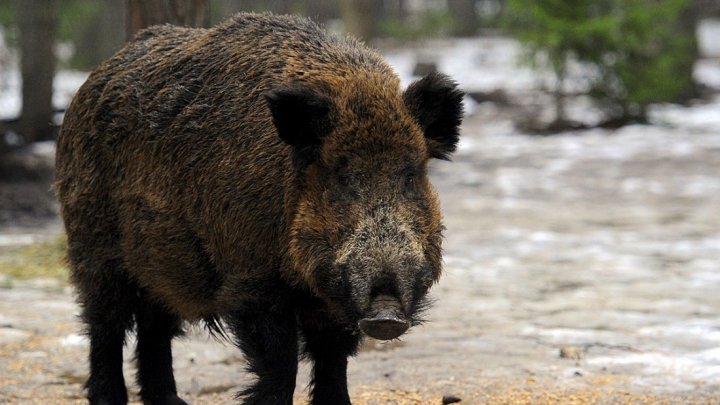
[0,236,68,282]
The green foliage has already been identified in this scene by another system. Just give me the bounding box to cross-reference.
[506,1,615,75]
[0,0,14,27]
[0,0,103,69]
[379,9,454,41]
[57,0,100,43]
[505,0,696,121]
[0,0,17,45]
[0,0,100,41]
[592,0,696,117]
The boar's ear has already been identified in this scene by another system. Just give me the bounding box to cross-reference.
[403,73,464,160]
[264,84,333,169]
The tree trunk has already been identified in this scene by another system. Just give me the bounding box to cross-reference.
[340,0,382,42]
[676,1,701,101]
[305,0,341,23]
[553,62,566,124]
[127,0,209,40]
[74,0,126,70]
[213,0,246,24]
[18,0,59,143]
[448,0,478,37]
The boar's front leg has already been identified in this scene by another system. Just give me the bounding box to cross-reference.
[135,296,187,405]
[229,300,299,405]
[299,308,360,405]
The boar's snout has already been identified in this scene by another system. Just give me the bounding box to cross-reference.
[358,295,410,340]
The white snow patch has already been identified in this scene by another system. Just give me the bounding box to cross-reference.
[651,98,720,132]
[383,37,546,93]
[688,271,720,288]
[638,320,720,344]
[588,351,720,385]
[695,59,720,89]
[456,136,481,153]
[698,19,720,58]
[0,67,88,121]
[53,70,89,112]
[29,140,56,157]
[60,333,88,347]
[681,176,720,196]
[0,234,38,247]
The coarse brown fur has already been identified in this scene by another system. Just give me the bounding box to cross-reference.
[55,13,463,405]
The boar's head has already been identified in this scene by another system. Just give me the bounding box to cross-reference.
[265,72,463,340]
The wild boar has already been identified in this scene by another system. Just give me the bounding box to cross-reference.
[55,12,463,405]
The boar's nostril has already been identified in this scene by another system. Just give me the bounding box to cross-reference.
[359,294,410,340]
[359,315,410,340]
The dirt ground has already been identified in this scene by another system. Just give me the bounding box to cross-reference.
[2,101,720,404]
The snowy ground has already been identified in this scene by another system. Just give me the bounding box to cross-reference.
[1,26,720,404]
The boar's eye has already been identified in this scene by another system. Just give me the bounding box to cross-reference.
[337,174,350,187]
[402,172,420,196]
[404,173,416,189]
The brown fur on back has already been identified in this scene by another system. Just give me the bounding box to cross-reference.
[55,13,420,320]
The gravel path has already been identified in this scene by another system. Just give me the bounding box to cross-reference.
[2,103,720,404]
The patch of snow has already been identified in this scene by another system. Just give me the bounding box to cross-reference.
[461,94,478,116]
[384,37,544,93]
[0,67,88,121]
[382,48,416,87]
[651,98,720,132]
[60,333,88,347]
[0,234,37,246]
[698,19,720,58]
[29,141,56,157]
[0,68,21,121]
[638,321,720,344]
[588,351,720,388]
[53,70,89,112]
[695,347,720,363]
[527,231,560,243]
[688,270,720,288]
[0,327,31,345]
[520,325,625,345]
[456,135,481,153]
[695,59,720,90]
[681,176,720,197]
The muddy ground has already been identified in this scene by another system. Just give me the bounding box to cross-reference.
[1,100,719,404]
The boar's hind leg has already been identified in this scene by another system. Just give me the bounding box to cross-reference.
[135,296,187,405]
[299,309,360,405]
[229,301,298,405]
[71,257,137,405]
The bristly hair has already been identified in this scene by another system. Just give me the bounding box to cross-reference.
[409,295,434,327]
[203,315,232,343]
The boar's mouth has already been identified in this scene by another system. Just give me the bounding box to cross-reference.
[358,295,411,340]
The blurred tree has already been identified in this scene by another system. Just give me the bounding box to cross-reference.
[378,2,453,41]
[591,0,698,120]
[211,0,301,17]
[211,0,337,26]
[18,0,58,142]
[127,0,209,40]
[304,0,341,23]
[340,0,383,41]
[506,0,698,125]
[504,0,618,124]
[70,0,125,70]
[448,0,478,36]
[383,0,408,22]
[211,0,244,23]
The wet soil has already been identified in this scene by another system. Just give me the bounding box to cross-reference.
[1,103,719,403]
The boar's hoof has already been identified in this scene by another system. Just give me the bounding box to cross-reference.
[359,295,411,340]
